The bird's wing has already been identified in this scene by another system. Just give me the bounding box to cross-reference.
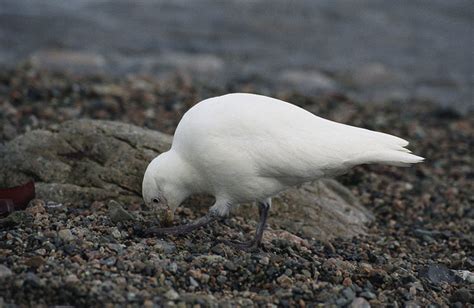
[175,93,422,183]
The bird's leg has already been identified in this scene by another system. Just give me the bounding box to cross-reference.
[224,198,271,252]
[144,212,218,236]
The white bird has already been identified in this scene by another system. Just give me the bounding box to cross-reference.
[142,93,423,250]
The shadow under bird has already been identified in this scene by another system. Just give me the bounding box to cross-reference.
[142,93,424,251]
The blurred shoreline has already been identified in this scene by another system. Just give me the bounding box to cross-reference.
[1,0,472,112]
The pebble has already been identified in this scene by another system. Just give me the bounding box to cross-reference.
[58,229,75,242]
[259,256,270,265]
[25,256,45,268]
[167,262,178,273]
[217,275,227,284]
[189,276,199,287]
[201,274,210,284]
[420,264,456,284]
[65,274,79,284]
[453,270,474,284]
[343,277,353,287]
[360,291,377,300]
[350,297,371,308]
[111,228,122,239]
[25,199,46,215]
[165,289,180,300]
[342,287,356,301]
[276,274,293,288]
[108,200,136,224]
[0,265,13,279]
[154,240,176,254]
[450,288,472,304]
[100,257,117,266]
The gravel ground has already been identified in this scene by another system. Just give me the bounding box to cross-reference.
[0,66,473,307]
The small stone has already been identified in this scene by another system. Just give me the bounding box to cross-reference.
[127,292,136,301]
[276,274,293,288]
[25,256,45,268]
[100,257,117,266]
[259,256,270,265]
[111,228,122,239]
[224,261,237,271]
[24,272,41,286]
[404,301,421,308]
[65,274,79,284]
[143,300,154,308]
[350,297,371,308]
[71,255,85,264]
[336,297,349,306]
[450,288,472,304]
[108,200,136,224]
[35,248,47,256]
[189,269,202,280]
[201,274,210,284]
[189,276,199,287]
[454,270,474,284]
[58,229,75,242]
[165,289,179,300]
[25,199,46,215]
[167,262,178,273]
[107,243,123,254]
[420,264,456,284]
[342,287,356,301]
[360,291,376,300]
[90,201,105,211]
[0,265,13,279]
[359,263,374,274]
[343,277,353,287]
[217,275,227,284]
[154,240,176,254]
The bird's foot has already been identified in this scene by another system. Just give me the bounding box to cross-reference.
[143,225,193,236]
[138,213,217,237]
[222,239,260,252]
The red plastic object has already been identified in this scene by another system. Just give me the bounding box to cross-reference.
[0,181,35,217]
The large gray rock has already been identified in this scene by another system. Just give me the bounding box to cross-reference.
[236,179,373,240]
[0,119,171,204]
[0,119,373,239]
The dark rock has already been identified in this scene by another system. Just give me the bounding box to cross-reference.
[108,200,136,224]
[450,288,473,304]
[419,264,456,284]
[0,265,13,279]
[25,256,45,268]
[342,287,356,301]
[360,291,376,300]
[58,229,75,242]
[0,211,30,229]
[100,257,117,266]
[154,240,176,254]
[350,297,371,308]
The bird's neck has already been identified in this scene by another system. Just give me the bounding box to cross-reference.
[161,151,202,195]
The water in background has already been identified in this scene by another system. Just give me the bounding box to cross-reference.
[1,0,472,111]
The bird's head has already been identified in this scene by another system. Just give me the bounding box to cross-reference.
[142,152,190,226]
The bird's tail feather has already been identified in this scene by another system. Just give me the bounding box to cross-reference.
[350,148,424,167]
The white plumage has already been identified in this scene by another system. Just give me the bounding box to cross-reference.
[142,93,423,246]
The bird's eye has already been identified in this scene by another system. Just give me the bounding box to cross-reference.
[152,198,160,204]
